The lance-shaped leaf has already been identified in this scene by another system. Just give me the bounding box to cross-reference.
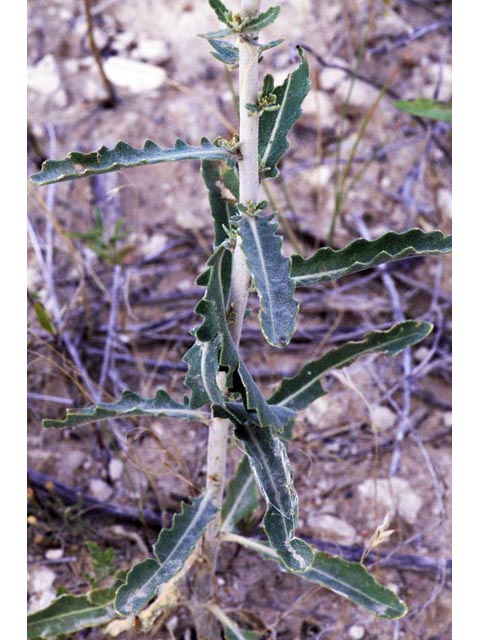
[270,321,433,411]
[233,421,313,572]
[27,593,117,639]
[237,213,297,347]
[208,0,231,25]
[291,229,452,287]
[30,138,234,186]
[242,6,281,33]
[208,38,239,66]
[393,97,452,123]
[43,389,208,429]
[184,244,238,405]
[201,160,238,246]
[224,535,407,620]
[259,47,310,178]
[115,493,217,615]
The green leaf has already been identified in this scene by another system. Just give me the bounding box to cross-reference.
[27,594,117,639]
[33,300,57,335]
[221,455,259,532]
[43,389,208,429]
[30,138,234,186]
[226,536,407,620]
[242,6,281,33]
[302,552,407,619]
[184,244,238,405]
[85,542,116,587]
[208,0,231,26]
[201,160,239,246]
[233,421,313,572]
[237,213,298,347]
[393,98,452,122]
[115,493,218,615]
[259,47,310,178]
[270,321,432,411]
[209,38,239,66]
[207,38,283,66]
[291,229,452,286]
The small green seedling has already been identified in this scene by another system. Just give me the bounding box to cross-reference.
[28,1,451,638]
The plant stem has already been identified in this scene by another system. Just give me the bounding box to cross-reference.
[83,0,118,107]
[194,3,262,637]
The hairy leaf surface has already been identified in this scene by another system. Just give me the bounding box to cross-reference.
[30,139,234,185]
[226,536,407,619]
[259,47,310,178]
[270,321,433,411]
[43,390,207,429]
[291,229,452,286]
[233,422,313,572]
[27,594,117,639]
[238,213,297,347]
[115,494,217,615]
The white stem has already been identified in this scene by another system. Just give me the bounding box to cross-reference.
[196,5,263,632]
[228,0,262,345]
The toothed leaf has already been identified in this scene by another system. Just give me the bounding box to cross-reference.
[233,421,313,572]
[291,229,452,286]
[270,321,433,411]
[30,138,234,185]
[115,494,217,615]
[259,47,310,178]
[43,389,208,429]
[228,536,407,619]
[237,213,297,347]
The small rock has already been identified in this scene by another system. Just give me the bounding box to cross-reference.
[371,405,396,431]
[111,31,137,53]
[443,411,452,428]
[45,548,64,561]
[306,513,357,545]
[89,478,113,502]
[334,78,382,115]
[27,54,62,95]
[302,165,334,189]
[300,90,335,128]
[132,39,170,65]
[60,449,87,484]
[437,188,452,219]
[414,346,430,363]
[357,478,422,526]
[92,27,109,51]
[109,458,124,482]
[320,66,348,91]
[28,566,56,614]
[348,625,365,640]
[104,56,167,93]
